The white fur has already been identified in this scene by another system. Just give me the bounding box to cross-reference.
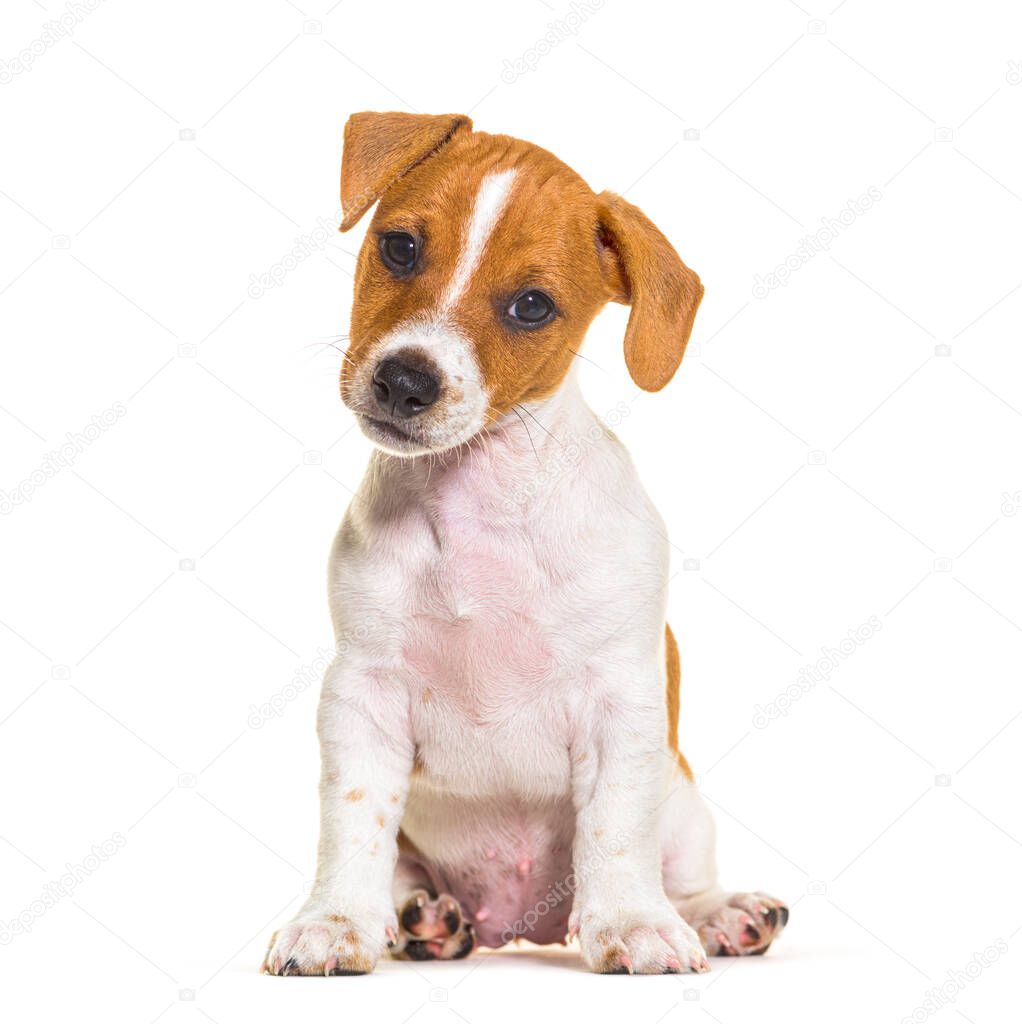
[441,169,517,312]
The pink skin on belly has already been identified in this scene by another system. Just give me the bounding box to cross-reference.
[433,840,575,948]
[401,790,579,949]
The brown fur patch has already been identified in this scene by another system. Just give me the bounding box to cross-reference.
[339,117,703,415]
[596,193,703,391]
[344,787,365,802]
[665,624,694,782]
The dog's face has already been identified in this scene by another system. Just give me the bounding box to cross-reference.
[338,113,703,456]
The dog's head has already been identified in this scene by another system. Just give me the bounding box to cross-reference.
[338,111,703,456]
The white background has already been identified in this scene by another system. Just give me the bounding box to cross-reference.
[2,0,1021,1021]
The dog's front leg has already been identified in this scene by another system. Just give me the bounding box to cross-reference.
[569,690,710,975]
[264,660,412,976]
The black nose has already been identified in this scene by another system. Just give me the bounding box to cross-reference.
[372,358,440,418]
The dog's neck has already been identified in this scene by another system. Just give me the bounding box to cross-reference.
[368,368,599,522]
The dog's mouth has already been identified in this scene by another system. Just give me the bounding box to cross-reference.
[356,413,426,454]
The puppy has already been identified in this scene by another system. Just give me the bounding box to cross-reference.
[263,112,787,976]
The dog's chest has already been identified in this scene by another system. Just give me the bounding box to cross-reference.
[401,521,560,711]
[393,492,579,795]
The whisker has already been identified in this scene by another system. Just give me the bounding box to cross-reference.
[567,346,606,372]
[517,404,563,448]
[511,405,541,466]
[304,339,357,370]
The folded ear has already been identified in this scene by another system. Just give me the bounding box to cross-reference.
[340,111,472,231]
[596,191,704,391]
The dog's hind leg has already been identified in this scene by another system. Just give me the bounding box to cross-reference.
[660,627,788,957]
[659,778,788,957]
[389,833,475,961]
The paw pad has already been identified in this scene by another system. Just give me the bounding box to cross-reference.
[393,890,475,961]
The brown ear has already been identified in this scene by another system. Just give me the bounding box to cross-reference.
[340,111,472,231]
[596,191,703,391]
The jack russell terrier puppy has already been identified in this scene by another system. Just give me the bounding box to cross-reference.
[263,111,787,976]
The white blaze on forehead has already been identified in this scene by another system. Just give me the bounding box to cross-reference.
[361,169,517,452]
[441,168,518,312]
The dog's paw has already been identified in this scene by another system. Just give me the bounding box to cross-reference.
[573,904,710,975]
[696,892,788,957]
[263,912,390,976]
[392,889,475,961]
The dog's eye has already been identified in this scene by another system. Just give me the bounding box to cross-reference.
[379,232,418,273]
[507,290,555,326]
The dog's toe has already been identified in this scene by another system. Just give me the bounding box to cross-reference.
[695,892,788,957]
